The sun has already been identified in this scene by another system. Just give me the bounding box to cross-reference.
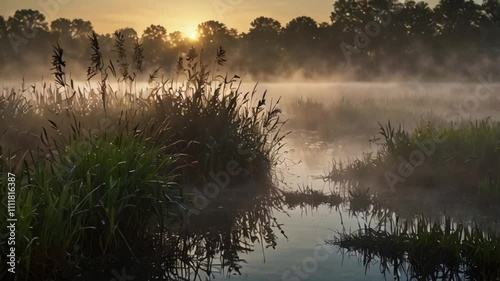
[187,31,198,41]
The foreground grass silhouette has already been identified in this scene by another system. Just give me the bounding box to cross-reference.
[0,33,286,280]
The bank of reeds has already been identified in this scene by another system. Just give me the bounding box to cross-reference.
[0,32,286,280]
[325,119,500,202]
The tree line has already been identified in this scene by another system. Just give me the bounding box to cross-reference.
[0,0,499,81]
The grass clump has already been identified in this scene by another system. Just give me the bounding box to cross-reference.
[331,216,500,280]
[0,33,287,280]
[325,119,500,202]
[348,185,372,212]
[153,47,287,185]
[0,126,180,280]
[282,184,343,209]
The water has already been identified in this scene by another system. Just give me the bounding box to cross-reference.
[74,132,385,281]
[10,81,500,280]
[142,82,500,280]
[180,134,379,281]
[138,134,382,281]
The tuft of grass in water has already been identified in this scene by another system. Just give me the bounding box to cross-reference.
[282,184,343,209]
[348,184,372,212]
[331,215,500,280]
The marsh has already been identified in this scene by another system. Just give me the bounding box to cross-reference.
[1,0,500,280]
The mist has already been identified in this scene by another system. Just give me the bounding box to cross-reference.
[2,0,500,280]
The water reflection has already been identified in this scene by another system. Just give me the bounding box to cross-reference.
[74,178,500,281]
[331,204,500,281]
[159,189,287,280]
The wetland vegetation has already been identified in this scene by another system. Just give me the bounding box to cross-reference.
[1,0,500,280]
[0,35,287,280]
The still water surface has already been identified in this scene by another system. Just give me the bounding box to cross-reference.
[163,82,500,280]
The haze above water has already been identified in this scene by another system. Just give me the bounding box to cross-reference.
[133,81,500,280]
[231,81,500,280]
[4,77,500,280]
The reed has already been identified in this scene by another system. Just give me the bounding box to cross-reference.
[151,47,288,185]
[0,34,286,279]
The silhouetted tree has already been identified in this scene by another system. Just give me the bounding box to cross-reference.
[248,17,282,43]
[283,16,319,43]
[166,31,188,65]
[402,1,435,38]
[0,4,499,81]
[168,31,183,45]
[7,9,48,35]
[0,16,5,37]
[141,24,168,67]
[143,24,167,41]
[282,16,320,70]
[51,18,72,36]
[434,0,482,38]
[71,19,93,38]
[5,9,50,65]
[197,20,233,47]
[240,17,283,76]
[116,27,138,42]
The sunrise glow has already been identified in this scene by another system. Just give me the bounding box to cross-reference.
[187,31,198,41]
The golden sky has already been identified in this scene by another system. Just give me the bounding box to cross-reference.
[0,0,337,36]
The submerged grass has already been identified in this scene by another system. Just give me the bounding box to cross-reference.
[348,185,372,212]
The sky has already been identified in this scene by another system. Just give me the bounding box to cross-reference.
[0,0,451,36]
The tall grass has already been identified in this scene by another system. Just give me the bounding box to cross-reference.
[325,119,500,202]
[1,125,180,280]
[152,47,288,184]
[0,33,287,279]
